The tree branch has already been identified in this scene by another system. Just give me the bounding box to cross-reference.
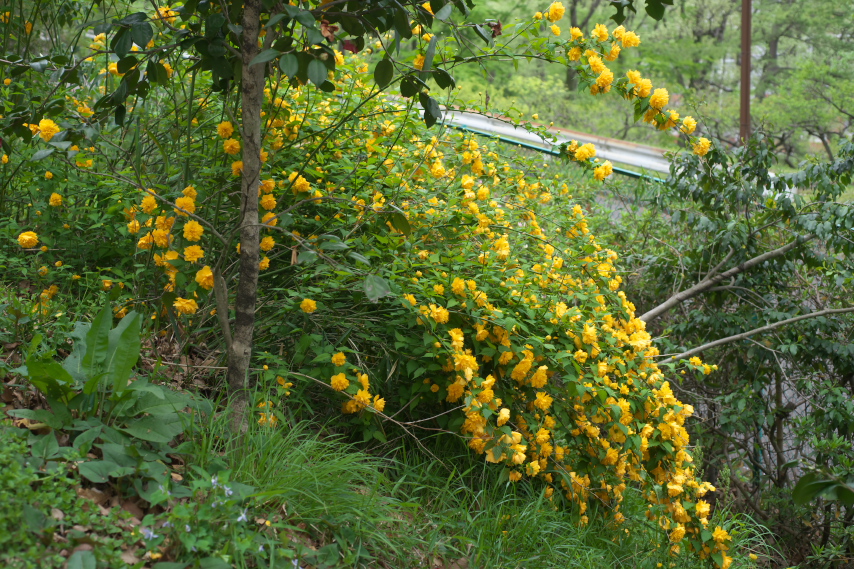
[640,237,812,323]
[659,307,854,364]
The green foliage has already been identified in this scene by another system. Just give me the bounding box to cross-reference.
[7,303,206,493]
[0,427,138,569]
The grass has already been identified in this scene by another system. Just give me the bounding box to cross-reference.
[186,398,777,569]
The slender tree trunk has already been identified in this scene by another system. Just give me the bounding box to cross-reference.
[227,0,264,428]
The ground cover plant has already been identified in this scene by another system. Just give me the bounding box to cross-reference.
[3,0,846,567]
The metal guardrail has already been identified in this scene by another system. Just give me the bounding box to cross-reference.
[440,111,667,184]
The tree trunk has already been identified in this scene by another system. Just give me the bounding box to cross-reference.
[227,0,264,429]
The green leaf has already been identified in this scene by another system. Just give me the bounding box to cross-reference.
[112,29,133,58]
[279,53,298,77]
[78,460,121,483]
[68,550,96,569]
[250,49,281,67]
[420,34,438,77]
[434,3,453,21]
[265,13,289,28]
[363,275,391,302]
[31,432,61,460]
[130,22,153,50]
[199,558,232,569]
[81,304,113,374]
[390,213,411,235]
[31,148,55,161]
[105,311,141,394]
[24,357,75,401]
[433,69,455,89]
[419,92,442,127]
[374,58,394,89]
[307,58,327,86]
[122,413,184,443]
[646,0,669,20]
[473,24,491,45]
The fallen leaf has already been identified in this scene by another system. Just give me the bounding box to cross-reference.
[170,472,183,482]
[120,550,141,564]
[51,508,65,521]
[72,543,94,553]
[76,487,109,505]
[121,499,145,520]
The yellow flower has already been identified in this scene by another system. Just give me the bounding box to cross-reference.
[372,395,385,412]
[331,352,347,366]
[574,143,596,162]
[712,526,730,543]
[593,161,613,181]
[300,298,317,313]
[621,31,641,48]
[649,88,669,109]
[38,119,61,142]
[38,266,49,277]
[550,25,561,36]
[231,160,244,176]
[681,116,697,134]
[195,266,214,290]
[223,138,241,155]
[260,236,275,251]
[174,297,198,315]
[183,245,204,263]
[262,212,278,227]
[183,220,204,241]
[693,137,711,157]
[330,372,348,391]
[217,121,234,138]
[45,171,53,180]
[259,256,270,270]
[534,11,543,20]
[141,194,158,214]
[497,408,511,426]
[17,231,39,248]
[592,23,609,42]
[546,2,565,22]
[260,193,276,210]
[413,54,425,70]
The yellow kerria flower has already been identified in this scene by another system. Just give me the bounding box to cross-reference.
[693,137,711,157]
[195,266,214,290]
[223,138,241,155]
[183,245,204,263]
[331,352,347,366]
[37,119,61,142]
[173,297,198,315]
[17,231,39,248]
[546,2,565,22]
[330,373,349,391]
[217,121,234,138]
[300,298,317,313]
[183,220,204,241]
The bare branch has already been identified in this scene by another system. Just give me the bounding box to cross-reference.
[640,237,812,323]
[659,307,854,364]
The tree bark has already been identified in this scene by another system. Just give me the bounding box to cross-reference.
[227,0,264,428]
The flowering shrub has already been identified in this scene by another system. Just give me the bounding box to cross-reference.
[1,2,732,565]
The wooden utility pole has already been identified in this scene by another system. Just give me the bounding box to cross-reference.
[740,0,752,144]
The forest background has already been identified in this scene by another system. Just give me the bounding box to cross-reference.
[0,1,853,569]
